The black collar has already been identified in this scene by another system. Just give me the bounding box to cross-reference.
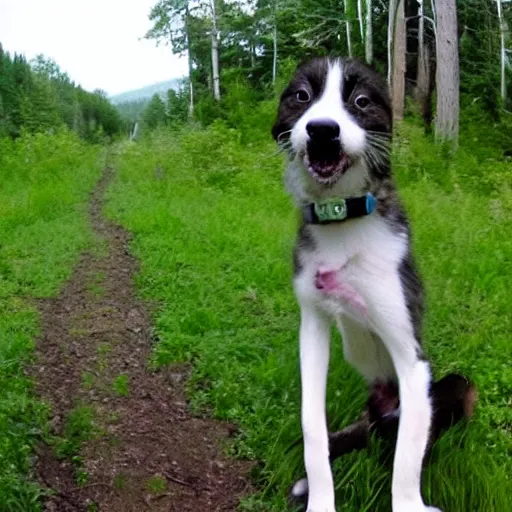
[302,193,377,224]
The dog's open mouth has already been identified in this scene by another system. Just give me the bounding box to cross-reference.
[305,141,351,184]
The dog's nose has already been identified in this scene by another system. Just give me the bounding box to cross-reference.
[306,119,340,141]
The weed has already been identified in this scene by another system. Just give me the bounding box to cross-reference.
[145,475,167,494]
[87,272,106,298]
[76,468,89,486]
[114,473,127,490]
[112,374,130,397]
[96,343,111,373]
[55,406,99,458]
[82,371,95,389]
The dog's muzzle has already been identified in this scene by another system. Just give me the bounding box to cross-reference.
[305,119,351,183]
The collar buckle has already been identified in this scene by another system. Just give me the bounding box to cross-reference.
[303,193,376,225]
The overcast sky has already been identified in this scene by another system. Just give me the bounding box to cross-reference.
[0,0,188,95]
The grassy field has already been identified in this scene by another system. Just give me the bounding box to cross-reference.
[106,119,511,511]
[0,131,104,510]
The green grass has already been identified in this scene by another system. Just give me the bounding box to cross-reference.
[0,130,104,510]
[107,121,511,511]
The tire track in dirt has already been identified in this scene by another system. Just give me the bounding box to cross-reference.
[33,163,252,511]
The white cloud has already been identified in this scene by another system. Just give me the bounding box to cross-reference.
[0,0,189,95]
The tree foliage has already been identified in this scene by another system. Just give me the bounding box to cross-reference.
[0,46,123,141]
[140,0,512,145]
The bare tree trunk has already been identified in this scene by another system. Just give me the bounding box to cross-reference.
[185,8,194,116]
[416,0,429,117]
[387,0,398,86]
[189,78,194,116]
[434,0,459,143]
[187,46,194,116]
[272,1,278,84]
[250,43,255,69]
[392,0,406,121]
[344,0,353,57]
[496,0,506,102]
[357,0,364,41]
[210,0,221,101]
[365,0,373,64]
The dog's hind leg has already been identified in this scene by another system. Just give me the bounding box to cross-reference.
[369,374,477,449]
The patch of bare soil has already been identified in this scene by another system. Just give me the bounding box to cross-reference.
[33,165,252,511]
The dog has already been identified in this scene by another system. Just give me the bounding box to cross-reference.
[271,57,472,512]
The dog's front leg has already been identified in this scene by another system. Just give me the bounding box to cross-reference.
[299,304,335,512]
[369,277,441,512]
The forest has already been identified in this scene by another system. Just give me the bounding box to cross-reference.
[138,0,512,146]
[0,1,511,511]
[0,48,123,140]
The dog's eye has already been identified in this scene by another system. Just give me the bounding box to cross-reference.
[355,95,370,109]
[296,90,310,103]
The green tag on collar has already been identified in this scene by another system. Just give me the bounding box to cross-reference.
[314,199,348,222]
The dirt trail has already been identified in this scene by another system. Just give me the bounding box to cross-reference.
[33,164,251,511]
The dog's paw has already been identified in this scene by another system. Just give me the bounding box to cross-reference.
[288,478,336,512]
[288,478,308,510]
[394,505,443,512]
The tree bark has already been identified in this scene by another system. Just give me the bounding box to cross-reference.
[365,0,373,64]
[416,0,429,119]
[272,2,278,84]
[387,0,398,86]
[434,0,459,143]
[184,7,194,116]
[392,0,406,121]
[357,0,364,41]
[344,0,353,57]
[210,0,221,101]
[496,0,506,102]
[186,42,194,116]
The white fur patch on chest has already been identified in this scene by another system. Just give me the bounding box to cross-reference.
[294,214,407,321]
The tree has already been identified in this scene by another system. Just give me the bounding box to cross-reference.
[496,0,507,102]
[272,0,278,84]
[344,0,354,57]
[168,87,189,125]
[391,0,405,121]
[357,0,364,42]
[146,0,195,115]
[365,0,373,64]
[143,94,168,129]
[387,0,398,86]
[435,0,459,144]
[209,0,221,100]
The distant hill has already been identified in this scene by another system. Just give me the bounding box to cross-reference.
[110,78,183,105]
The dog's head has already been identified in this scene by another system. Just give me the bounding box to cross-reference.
[272,57,392,198]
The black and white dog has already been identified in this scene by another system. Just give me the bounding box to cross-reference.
[272,57,446,512]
